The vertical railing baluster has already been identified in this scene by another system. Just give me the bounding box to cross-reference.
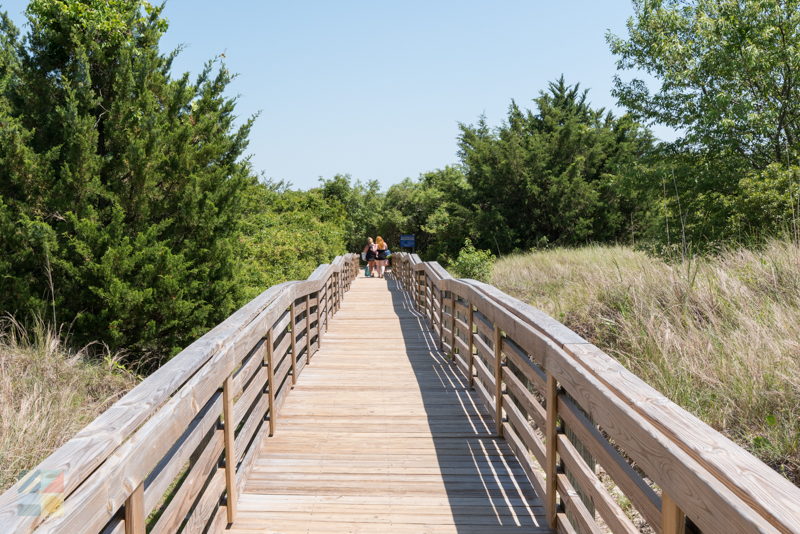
[304,294,311,362]
[336,270,341,312]
[290,302,297,386]
[325,278,331,330]
[662,494,686,534]
[420,272,425,313]
[317,289,323,349]
[449,292,456,362]
[438,287,444,351]
[266,328,276,436]
[222,375,237,524]
[124,482,145,534]
[545,374,558,529]
[425,274,431,321]
[415,270,421,310]
[493,325,504,438]
[467,302,475,388]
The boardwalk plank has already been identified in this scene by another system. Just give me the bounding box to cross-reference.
[223,275,550,533]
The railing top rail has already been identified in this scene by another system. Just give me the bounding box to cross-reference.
[393,252,800,534]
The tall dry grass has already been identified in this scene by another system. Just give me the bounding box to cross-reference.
[492,242,800,484]
[0,319,139,492]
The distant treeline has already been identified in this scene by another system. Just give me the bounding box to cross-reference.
[2,0,799,369]
[334,0,800,261]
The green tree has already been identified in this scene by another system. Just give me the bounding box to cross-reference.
[458,77,653,252]
[608,0,800,247]
[319,174,384,252]
[450,239,495,282]
[380,167,473,262]
[0,1,254,366]
[608,0,800,169]
[236,181,346,300]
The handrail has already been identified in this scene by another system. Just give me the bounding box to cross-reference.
[391,252,800,534]
[0,254,360,534]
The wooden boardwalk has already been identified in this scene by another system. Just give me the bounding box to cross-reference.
[226,274,550,533]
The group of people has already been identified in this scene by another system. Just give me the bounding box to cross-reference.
[363,236,390,278]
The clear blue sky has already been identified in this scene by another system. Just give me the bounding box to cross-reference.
[1,1,670,190]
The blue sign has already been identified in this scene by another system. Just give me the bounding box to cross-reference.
[399,234,415,248]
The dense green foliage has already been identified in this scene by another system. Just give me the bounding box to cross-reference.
[609,0,800,168]
[237,182,346,300]
[331,80,654,264]
[608,0,800,248]
[365,0,800,260]
[0,1,345,368]
[0,0,252,361]
[449,239,495,282]
[319,174,383,253]
[4,0,800,371]
[381,167,472,260]
[458,77,654,252]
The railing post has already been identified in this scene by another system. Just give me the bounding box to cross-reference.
[331,274,336,314]
[545,373,558,529]
[222,375,237,524]
[316,289,323,349]
[438,287,444,351]
[124,482,145,534]
[290,302,297,386]
[449,292,456,361]
[420,272,425,313]
[326,281,331,331]
[414,270,421,310]
[304,294,311,362]
[410,271,420,310]
[662,494,686,534]
[467,302,475,388]
[493,325,504,438]
[335,270,341,312]
[324,278,331,331]
[424,274,431,320]
[266,328,276,435]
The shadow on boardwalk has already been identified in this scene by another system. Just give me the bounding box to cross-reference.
[386,276,548,532]
[227,274,549,533]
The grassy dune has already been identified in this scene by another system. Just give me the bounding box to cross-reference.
[491,242,800,484]
[0,320,138,492]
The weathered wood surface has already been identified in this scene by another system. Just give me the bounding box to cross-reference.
[395,253,800,534]
[0,255,359,534]
[7,248,800,534]
[224,275,550,533]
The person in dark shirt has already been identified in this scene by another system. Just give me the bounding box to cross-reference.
[363,237,377,277]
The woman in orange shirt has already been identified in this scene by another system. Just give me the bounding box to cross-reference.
[375,236,389,278]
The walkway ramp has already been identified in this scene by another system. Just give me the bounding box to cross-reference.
[5,253,800,534]
[228,276,549,533]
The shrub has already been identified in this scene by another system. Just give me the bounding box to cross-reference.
[450,239,495,282]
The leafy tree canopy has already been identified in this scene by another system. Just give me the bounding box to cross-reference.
[608,0,800,168]
[458,77,653,252]
[0,0,255,365]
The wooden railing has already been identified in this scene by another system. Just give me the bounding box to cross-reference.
[0,254,360,534]
[392,252,800,534]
